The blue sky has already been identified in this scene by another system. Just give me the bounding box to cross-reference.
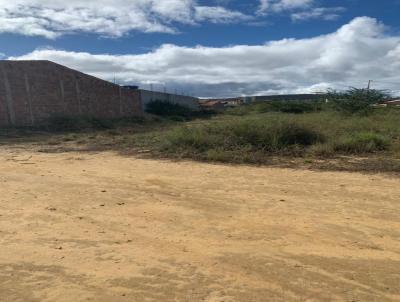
[1,0,400,97]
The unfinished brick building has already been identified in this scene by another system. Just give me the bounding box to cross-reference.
[0,60,143,127]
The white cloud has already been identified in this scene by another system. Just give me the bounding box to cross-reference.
[258,0,270,14]
[0,0,347,38]
[0,0,249,38]
[291,7,346,22]
[194,6,252,24]
[257,0,344,22]
[9,17,400,97]
[258,0,313,14]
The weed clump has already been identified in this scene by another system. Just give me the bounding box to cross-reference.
[146,100,215,121]
[42,115,150,132]
[333,132,390,154]
[161,118,323,161]
[146,100,194,118]
[226,100,325,115]
[43,116,114,131]
[269,101,324,114]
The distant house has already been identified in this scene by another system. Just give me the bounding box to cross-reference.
[225,98,244,107]
[382,99,400,106]
[198,100,226,110]
[199,97,246,110]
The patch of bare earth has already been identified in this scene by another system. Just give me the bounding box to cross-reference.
[0,146,399,301]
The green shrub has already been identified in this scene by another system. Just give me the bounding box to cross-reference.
[269,101,324,114]
[146,100,194,117]
[146,100,216,120]
[228,121,322,150]
[308,143,335,157]
[274,122,322,146]
[44,116,81,131]
[225,104,254,116]
[85,117,114,129]
[226,100,324,115]
[334,132,390,154]
[161,119,323,157]
[43,116,114,131]
[328,88,389,115]
[391,139,400,158]
[251,102,274,113]
[163,126,220,151]
[206,148,244,162]
[167,116,189,122]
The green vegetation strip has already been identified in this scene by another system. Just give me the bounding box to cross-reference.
[2,92,400,173]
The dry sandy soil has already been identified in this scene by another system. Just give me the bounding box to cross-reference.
[0,145,400,302]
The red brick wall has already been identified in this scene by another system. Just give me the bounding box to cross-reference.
[0,61,143,127]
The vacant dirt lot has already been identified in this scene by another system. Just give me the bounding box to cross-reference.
[0,146,400,302]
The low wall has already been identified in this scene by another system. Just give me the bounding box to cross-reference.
[0,60,143,127]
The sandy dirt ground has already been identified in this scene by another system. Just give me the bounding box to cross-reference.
[0,146,400,302]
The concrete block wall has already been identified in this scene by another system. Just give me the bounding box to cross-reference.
[0,60,143,127]
[140,90,199,111]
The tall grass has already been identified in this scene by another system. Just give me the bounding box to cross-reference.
[159,116,321,163]
[145,100,215,121]
[40,115,155,132]
[226,100,325,116]
[155,109,400,163]
[146,100,194,118]
[333,132,390,154]
[164,118,321,150]
[10,96,399,171]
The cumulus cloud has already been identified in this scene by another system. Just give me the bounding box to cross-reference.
[258,0,313,14]
[194,6,252,24]
[257,0,345,21]
[9,17,400,97]
[0,0,250,38]
[0,0,346,38]
[291,7,346,22]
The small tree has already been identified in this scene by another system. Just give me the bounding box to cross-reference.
[328,88,389,115]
